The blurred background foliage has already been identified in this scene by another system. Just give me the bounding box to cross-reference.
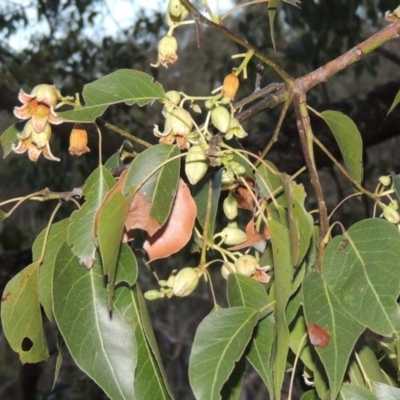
[0,0,400,398]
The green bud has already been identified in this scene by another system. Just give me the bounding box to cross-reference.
[144,290,162,300]
[223,192,238,220]
[379,175,392,186]
[221,262,236,280]
[172,267,200,297]
[235,255,258,276]
[211,106,231,133]
[185,145,209,184]
[383,205,400,224]
[166,90,181,105]
[221,226,247,246]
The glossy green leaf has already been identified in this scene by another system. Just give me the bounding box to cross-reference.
[220,356,245,400]
[303,272,364,399]
[339,383,378,400]
[0,123,22,158]
[1,261,48,363]
[373,382,400,399]
[123,144,180,226]
[116,285,172,400]
[322,218,400,336]
[269,219,292,399]
[193,169,222,239]
[57,69,165,122]
[105,152,124,169]
[319,110,363,184]
[68,166,116,267]
[52,243,136,400]
[32,218,70,321]
[387,88,400,116]
[189,307,259,400]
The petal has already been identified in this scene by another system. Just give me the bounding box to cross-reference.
[13,104,32,120]
[18,88,35,104]
[47,108,63,125]
[12,140,29,154]
[42,143,60,162]
[27,145,42,162]
[31,114,49,132]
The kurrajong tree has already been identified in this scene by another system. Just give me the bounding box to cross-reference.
[1,1,400,399]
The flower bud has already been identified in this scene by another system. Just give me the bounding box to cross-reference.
[221,262,236,280]
[221,169,236,188]
[235,255,258,276]
[30,122,52,149]
[211,106,231,133]
[69,124,90,156]
[221,226,247,246]
[144,290,162,300]
[30,84,58,107]
[390,200,400,210]
[185,145,209,185]
[225,118,248,140]
[172,267,200,297]
[166,90,181,105]
[223,192,238,220]
[222,72,239,100]
[379,175,391,186]
[165,107,193,136]
[383,205,400,224]
[151,35,178,68]
[205,99,214,110]
[230,162,246,176]
[168,0,183,17]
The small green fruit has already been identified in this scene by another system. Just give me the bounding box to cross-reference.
[211,106,231,133]
[172,267,200,297]
[185,145,209,184]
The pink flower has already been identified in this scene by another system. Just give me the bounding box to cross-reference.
[12,120,60,162]
[13,84,63,132]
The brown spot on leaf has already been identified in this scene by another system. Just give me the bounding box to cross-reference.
[1,292,11,302]
[307,323,330,348]
[338,239,349,251]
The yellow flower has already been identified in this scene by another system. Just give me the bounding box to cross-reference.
[13,84,63,132]
[12,120,60,162]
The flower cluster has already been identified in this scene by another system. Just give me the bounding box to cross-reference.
[13,84,63,161]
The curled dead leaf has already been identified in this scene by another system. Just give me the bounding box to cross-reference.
[228,219,270,251]
[144,179,197,261]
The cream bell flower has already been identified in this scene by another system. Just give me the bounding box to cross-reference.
[12,120,60,162]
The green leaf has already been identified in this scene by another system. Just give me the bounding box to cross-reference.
[247,317,275,396]
[1,262,49,363]
[112,285,172,400]
[387,88,400,116]
[32,219,70,321]
[52,243,136,400]
[220,356,245,400]
[227,274,270,314]
[268,0,280,50]
[95,174,134,309]
[289,312,316,372]
[322,218,400,336]
[303,272,364,399]
[133,286,173,399]
[105,152,124,169]
[269,219,292,399]
[68,166,116,267]
[300,390,318,400]
[123,144,180,226]
[373,382,400,399]
[390,172,400,200]
[255,160,282,200]
[189,307,259,400]
[319,110,363,184]
[57,69,165,122]
[115,243,138,286]
[0,123,22,158]
[193,169,222,239]
[227,274,275,395]
[339,383,378,400]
